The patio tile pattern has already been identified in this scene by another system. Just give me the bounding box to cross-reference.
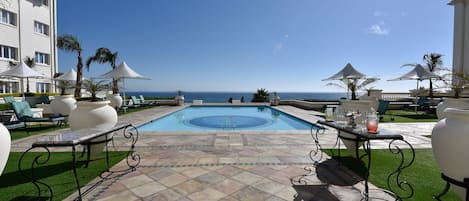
[10,105,434,200]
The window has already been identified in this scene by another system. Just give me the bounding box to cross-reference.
[0,81,19,94]
[34,21,49,36]
[36,83,51,93]
[0,45,17,60]
[35,52,49,65]
[0,9,16,26]
[33,0,48,7]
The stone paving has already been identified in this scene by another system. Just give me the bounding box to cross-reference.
[10,105,435,201]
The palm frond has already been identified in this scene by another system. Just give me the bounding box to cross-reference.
[401,63,418,68]
[325,83,346,89]
[57,34,82,52]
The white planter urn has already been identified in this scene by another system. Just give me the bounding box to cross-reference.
[0,123,10,176]
[107,93,123,108]
[271,96,280,106]
[432,108,469,200]
[436,98,469,120]
[176,95,184,106]
[50,95,77,116]
[69,101,118,157]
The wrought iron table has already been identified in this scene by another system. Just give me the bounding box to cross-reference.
[18,123,140,201]
[316,120,415,201]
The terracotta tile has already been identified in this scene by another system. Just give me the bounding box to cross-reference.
[159,173,190,187]
[213,179,246,195]
[188,187,226,201]
[173,179,206,196]
[180,167,209,178]
[143,188,183,201]
[216,166,244,177]
[231,172,263,185]
[195,172,226,185]
[247,166,277,177]
[252,178,288,194]
[130,181,166,197]
[120,174,154,189]
[231,186,272,201]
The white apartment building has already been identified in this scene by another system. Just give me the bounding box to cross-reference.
[0,0,57,94]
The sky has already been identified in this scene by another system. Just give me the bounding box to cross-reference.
[57,0,454,93]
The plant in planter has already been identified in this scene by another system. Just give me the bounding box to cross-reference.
[271,92,280,106]
[69,79,117,158]
[86,48,122,108]
[175,90,184,106]
[436,71,469,120]
[252,88,270,102]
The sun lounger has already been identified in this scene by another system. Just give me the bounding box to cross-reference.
[2,121,25,130]
[3,96,16,104]
[139,95,156,105]
[11,101,64,132]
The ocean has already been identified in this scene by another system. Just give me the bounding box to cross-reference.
[125,91,349,103]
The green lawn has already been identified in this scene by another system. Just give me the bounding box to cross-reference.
[380,110,438,123]
[322,149,459,201]
[0,151,128,201]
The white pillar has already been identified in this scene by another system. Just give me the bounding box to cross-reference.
[450,0,469,85]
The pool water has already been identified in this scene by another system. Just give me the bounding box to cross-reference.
[138,106,320,131]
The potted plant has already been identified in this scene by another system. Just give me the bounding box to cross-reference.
[86,47,123,108]
[436,71,469,120]
[50,78,77,117]
[271,92,280,106]
[252,88,270,102]
[69,79,118,158]
[175,90,184,106]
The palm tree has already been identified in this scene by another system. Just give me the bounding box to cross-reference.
[57,34,83,97]
[252,88,270,102]
[86,47,119,94]
[326,78,379,100]
[24,56,35,93]
[403,53,445,97]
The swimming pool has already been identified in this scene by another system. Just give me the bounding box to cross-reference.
[138,106,320,131]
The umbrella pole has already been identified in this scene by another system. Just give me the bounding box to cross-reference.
[123,79,126,107]
[21,78,25,101]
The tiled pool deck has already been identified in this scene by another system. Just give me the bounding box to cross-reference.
[10,105,434,201]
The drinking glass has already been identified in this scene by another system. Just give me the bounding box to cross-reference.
[366,113,379,133]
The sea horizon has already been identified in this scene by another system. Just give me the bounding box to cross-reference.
[125,91,355,103]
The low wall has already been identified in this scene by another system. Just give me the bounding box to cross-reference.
[279,99,338,110]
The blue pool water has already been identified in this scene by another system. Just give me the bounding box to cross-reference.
[138,106,320,131]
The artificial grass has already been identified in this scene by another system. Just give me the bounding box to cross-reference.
[379,110,438,123]
[10,124,69,141]
[0,151,128,201]
[322,149,459,201]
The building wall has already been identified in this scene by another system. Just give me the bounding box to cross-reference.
[0,0,57,93]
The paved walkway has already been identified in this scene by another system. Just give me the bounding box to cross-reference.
[11,105,435,201]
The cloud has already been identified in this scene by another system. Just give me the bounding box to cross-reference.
[273,42,283,54]
[367,24,389,35]
[373,11,386,17]
[401,12,408,17]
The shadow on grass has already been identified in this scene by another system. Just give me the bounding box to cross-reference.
[316,158,366,185]
[0,159,86,188]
